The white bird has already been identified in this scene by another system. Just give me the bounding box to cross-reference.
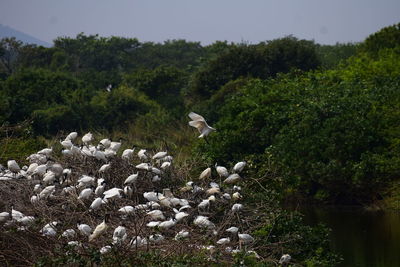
[40,225,57,236]
[161,162,171,169]
[124,185,133,198]
[152,151,167,160]
[194,216,215,229]
[81,146,93,157]
[77,175,95,188]
[233,185,241,191]
[89,215,109,242]
[175,230,190,240]
[215,164,229,178]
[95,182,106,197]
[33,184,42,193]
[173,209,189,221]
[206,187,220,195]
[90,197,104,210]
[113,226,127,244]
[0,212,10,223]
[7,160,20,174]
[78,188,93,200]
[70,145,81,156]
[17,215,35,226]
[232,192,242,201]
[103,187,123,200]
[42,171,56,184]
[152,175,161,182]
[136,163,151,171]
[77,223,92,236]
[99,138,111,149]
[279,254,291,264]
[143,191,159,202]
[82,132,93,145]
[109,141,122,152]
[119,206,135,215]
[222,193,231,200]
[224,173,241,184]
[124,173,138,185]
[11,207,24,221]
[62,186,76,196]
[130,236,146,248]
[26,163,38,175]
[62,229,76,239]
[41,222,58,237]
[198,199,210,210]
[65,132,78,141]
[146,210,165,221]
[60,139,73,149]
[233,161,246,173]
[39,185,55,199]
[188,112,216,138]
[100,245,112,254]
[179,205,192,212]
[93,149,107,162]
[149,234,165,243]
[61,149,73,157]
[226,226,239,234]
[122,148,135,160]
[217,237,230,245]
[146,221,161,228]
[37,148,52,157]
[137,149,148,161]
[199,167,211,180]
[151,167,162,175]
[232,203,243,212]
[105,84,112,92]
[98,163,111,173]
[158,218,176,229]
[50,163,63,177]
[238,233,254,245]
[33,164,47,177]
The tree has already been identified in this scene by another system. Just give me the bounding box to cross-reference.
[123,66,187,116]
[188,36,320,101]
[0,37,23,77]
[3,68,79,124]
[361,23,400,55]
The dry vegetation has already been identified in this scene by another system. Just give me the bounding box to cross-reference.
[0,133,282,266]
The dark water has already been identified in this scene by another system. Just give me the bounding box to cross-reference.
[297,206,400,267]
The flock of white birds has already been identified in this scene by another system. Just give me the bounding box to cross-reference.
[0,112,291,265]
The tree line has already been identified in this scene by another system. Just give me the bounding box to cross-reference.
[2,23,399,204]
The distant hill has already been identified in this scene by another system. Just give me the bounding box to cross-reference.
[0,24,51,47]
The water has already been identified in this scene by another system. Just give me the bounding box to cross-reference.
[297,206,400,267]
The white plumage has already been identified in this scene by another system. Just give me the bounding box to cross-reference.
[199,167,212,180]
[233,161,246,173]
[224,173,241,184]
[77,223,92,236]
[90,197,104,210]
[188,112,216,138]
[7,160,20,173]
[89,219,108,242]
[279,254,291,264]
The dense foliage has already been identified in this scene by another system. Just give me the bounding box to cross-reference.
[197,24,400,203]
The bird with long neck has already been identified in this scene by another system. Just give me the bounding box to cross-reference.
[89,214,110,242]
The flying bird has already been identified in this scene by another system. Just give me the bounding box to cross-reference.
[188,112,216,138]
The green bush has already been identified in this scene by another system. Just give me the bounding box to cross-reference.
[197,44,400,202]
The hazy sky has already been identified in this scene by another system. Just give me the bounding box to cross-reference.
[0,0,399,45]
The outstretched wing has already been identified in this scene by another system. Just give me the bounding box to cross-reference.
[189,120,206,133]
[188,112,205,122]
